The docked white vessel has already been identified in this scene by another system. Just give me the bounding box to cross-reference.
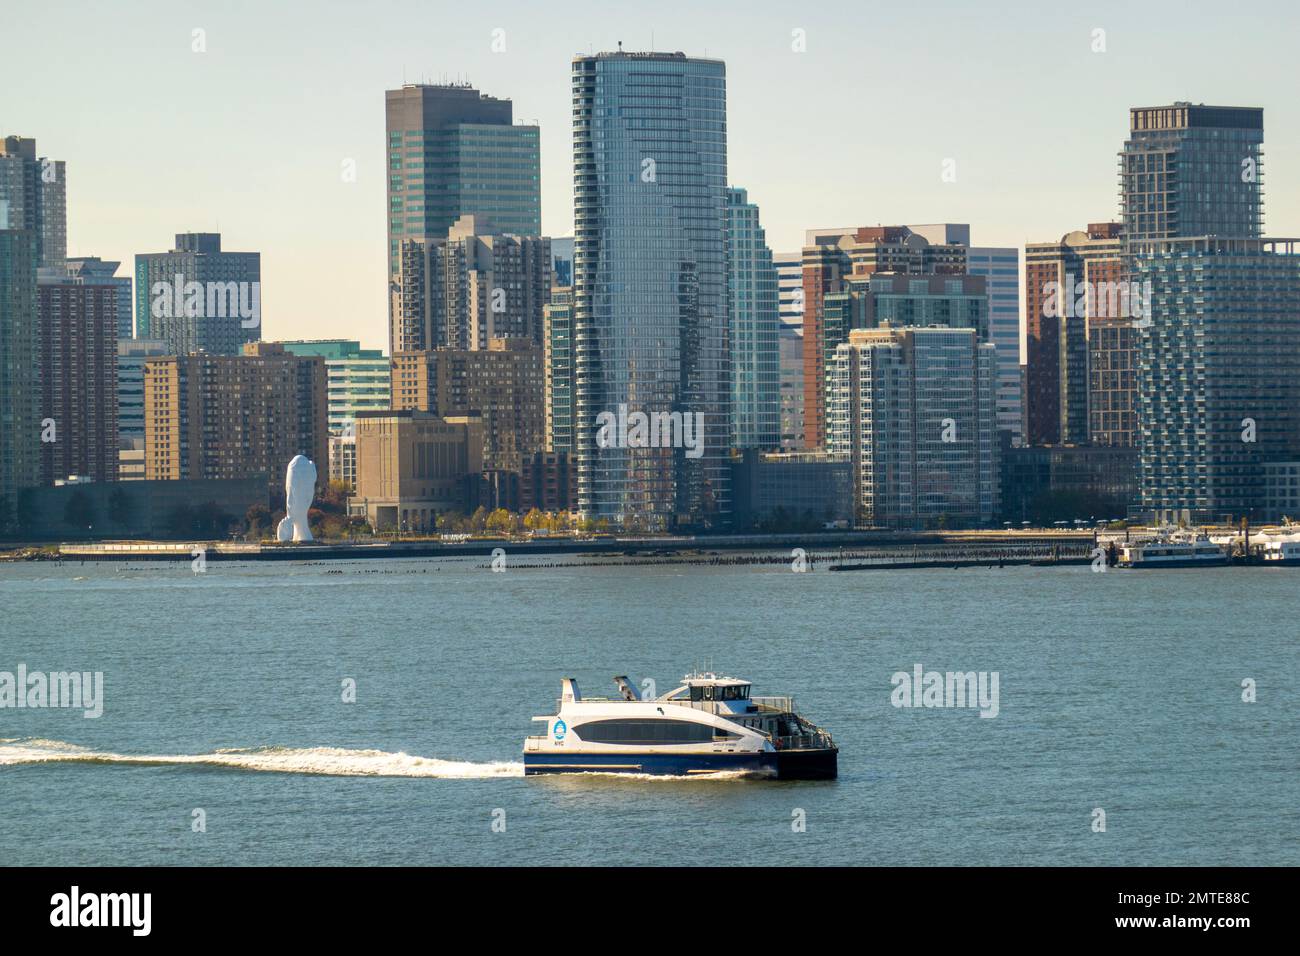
[523,673,837,779]
[1117,532,1228,568]
[1261,534,1300,565]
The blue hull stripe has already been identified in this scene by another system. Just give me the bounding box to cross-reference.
[524,751,774,776]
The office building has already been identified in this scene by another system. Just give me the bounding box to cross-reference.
[279,339,392,436]
[908,225,1024,445]
[1000,443,1139,525]
[385,83,541,279]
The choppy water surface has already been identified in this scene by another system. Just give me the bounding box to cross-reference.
[1,556,1296,865]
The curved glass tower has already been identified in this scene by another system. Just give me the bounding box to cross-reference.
[572,51,730,530]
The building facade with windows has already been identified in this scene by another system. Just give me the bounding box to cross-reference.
[134,233,261,355]
[1134,237,1300,522]
[828,326,998,529]
[572,51,731,528]
[385,84,541,280]
[726,187,780,449]
[143,342,327,493]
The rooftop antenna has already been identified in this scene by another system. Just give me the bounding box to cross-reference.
[618,40,623,52]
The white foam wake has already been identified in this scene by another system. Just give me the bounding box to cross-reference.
[0,739,523,778]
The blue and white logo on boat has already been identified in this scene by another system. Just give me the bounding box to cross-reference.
[553,719,567,741]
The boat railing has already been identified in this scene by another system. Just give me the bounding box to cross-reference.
[773,730,835,752]
[752,696,794,713]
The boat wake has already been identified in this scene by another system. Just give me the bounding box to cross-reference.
[0,739,523,778]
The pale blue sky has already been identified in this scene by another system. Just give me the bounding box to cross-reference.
[5,0,1298,350]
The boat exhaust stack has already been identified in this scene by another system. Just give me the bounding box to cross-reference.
[613,675,640,701]
[561,677,581,702]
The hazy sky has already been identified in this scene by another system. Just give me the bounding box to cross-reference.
[6,0,1299,351]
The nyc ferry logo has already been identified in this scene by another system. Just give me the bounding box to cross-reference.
[553,719,567,742]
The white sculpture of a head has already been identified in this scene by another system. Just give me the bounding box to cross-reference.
[276,455,317,542]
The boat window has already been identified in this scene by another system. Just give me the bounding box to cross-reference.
[689,686,703,702]
[571,719,737,744]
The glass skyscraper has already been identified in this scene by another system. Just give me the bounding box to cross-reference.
[385,84,541,279]
[572,51,730,529]
[726,187,780,450]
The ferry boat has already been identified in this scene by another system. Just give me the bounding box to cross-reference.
[523,673,837,779]
[1261,535,1300,565]
[1117,533,1228,568]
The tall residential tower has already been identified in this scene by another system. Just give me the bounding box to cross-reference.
[572,51,731,529]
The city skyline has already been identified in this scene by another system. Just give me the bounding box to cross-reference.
[7,0,1300,351]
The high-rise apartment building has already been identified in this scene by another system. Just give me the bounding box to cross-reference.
[801,226,968,447]
[143,342,327,490]
[0,225,40,529]
[572,51,731,528]
[391,339,544,472]
[1023,224,1126,446]
[390,215,551,355]
[828,326,998,529]
[1134,237,1300,521]
[1120,104,1264,248]
[774,250,806,450]
[135,233,261,355]
[908,225,1024,445]
[37,273,120,483]
[0,135,65,270]
[67,258,133,339]
[1088,317,1137,448]
[385,83,541,279]
[726,187,780,449]
[816,270,988,455]
[544,286,574,454]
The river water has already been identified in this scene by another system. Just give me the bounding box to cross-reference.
[1,556,1295,865]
